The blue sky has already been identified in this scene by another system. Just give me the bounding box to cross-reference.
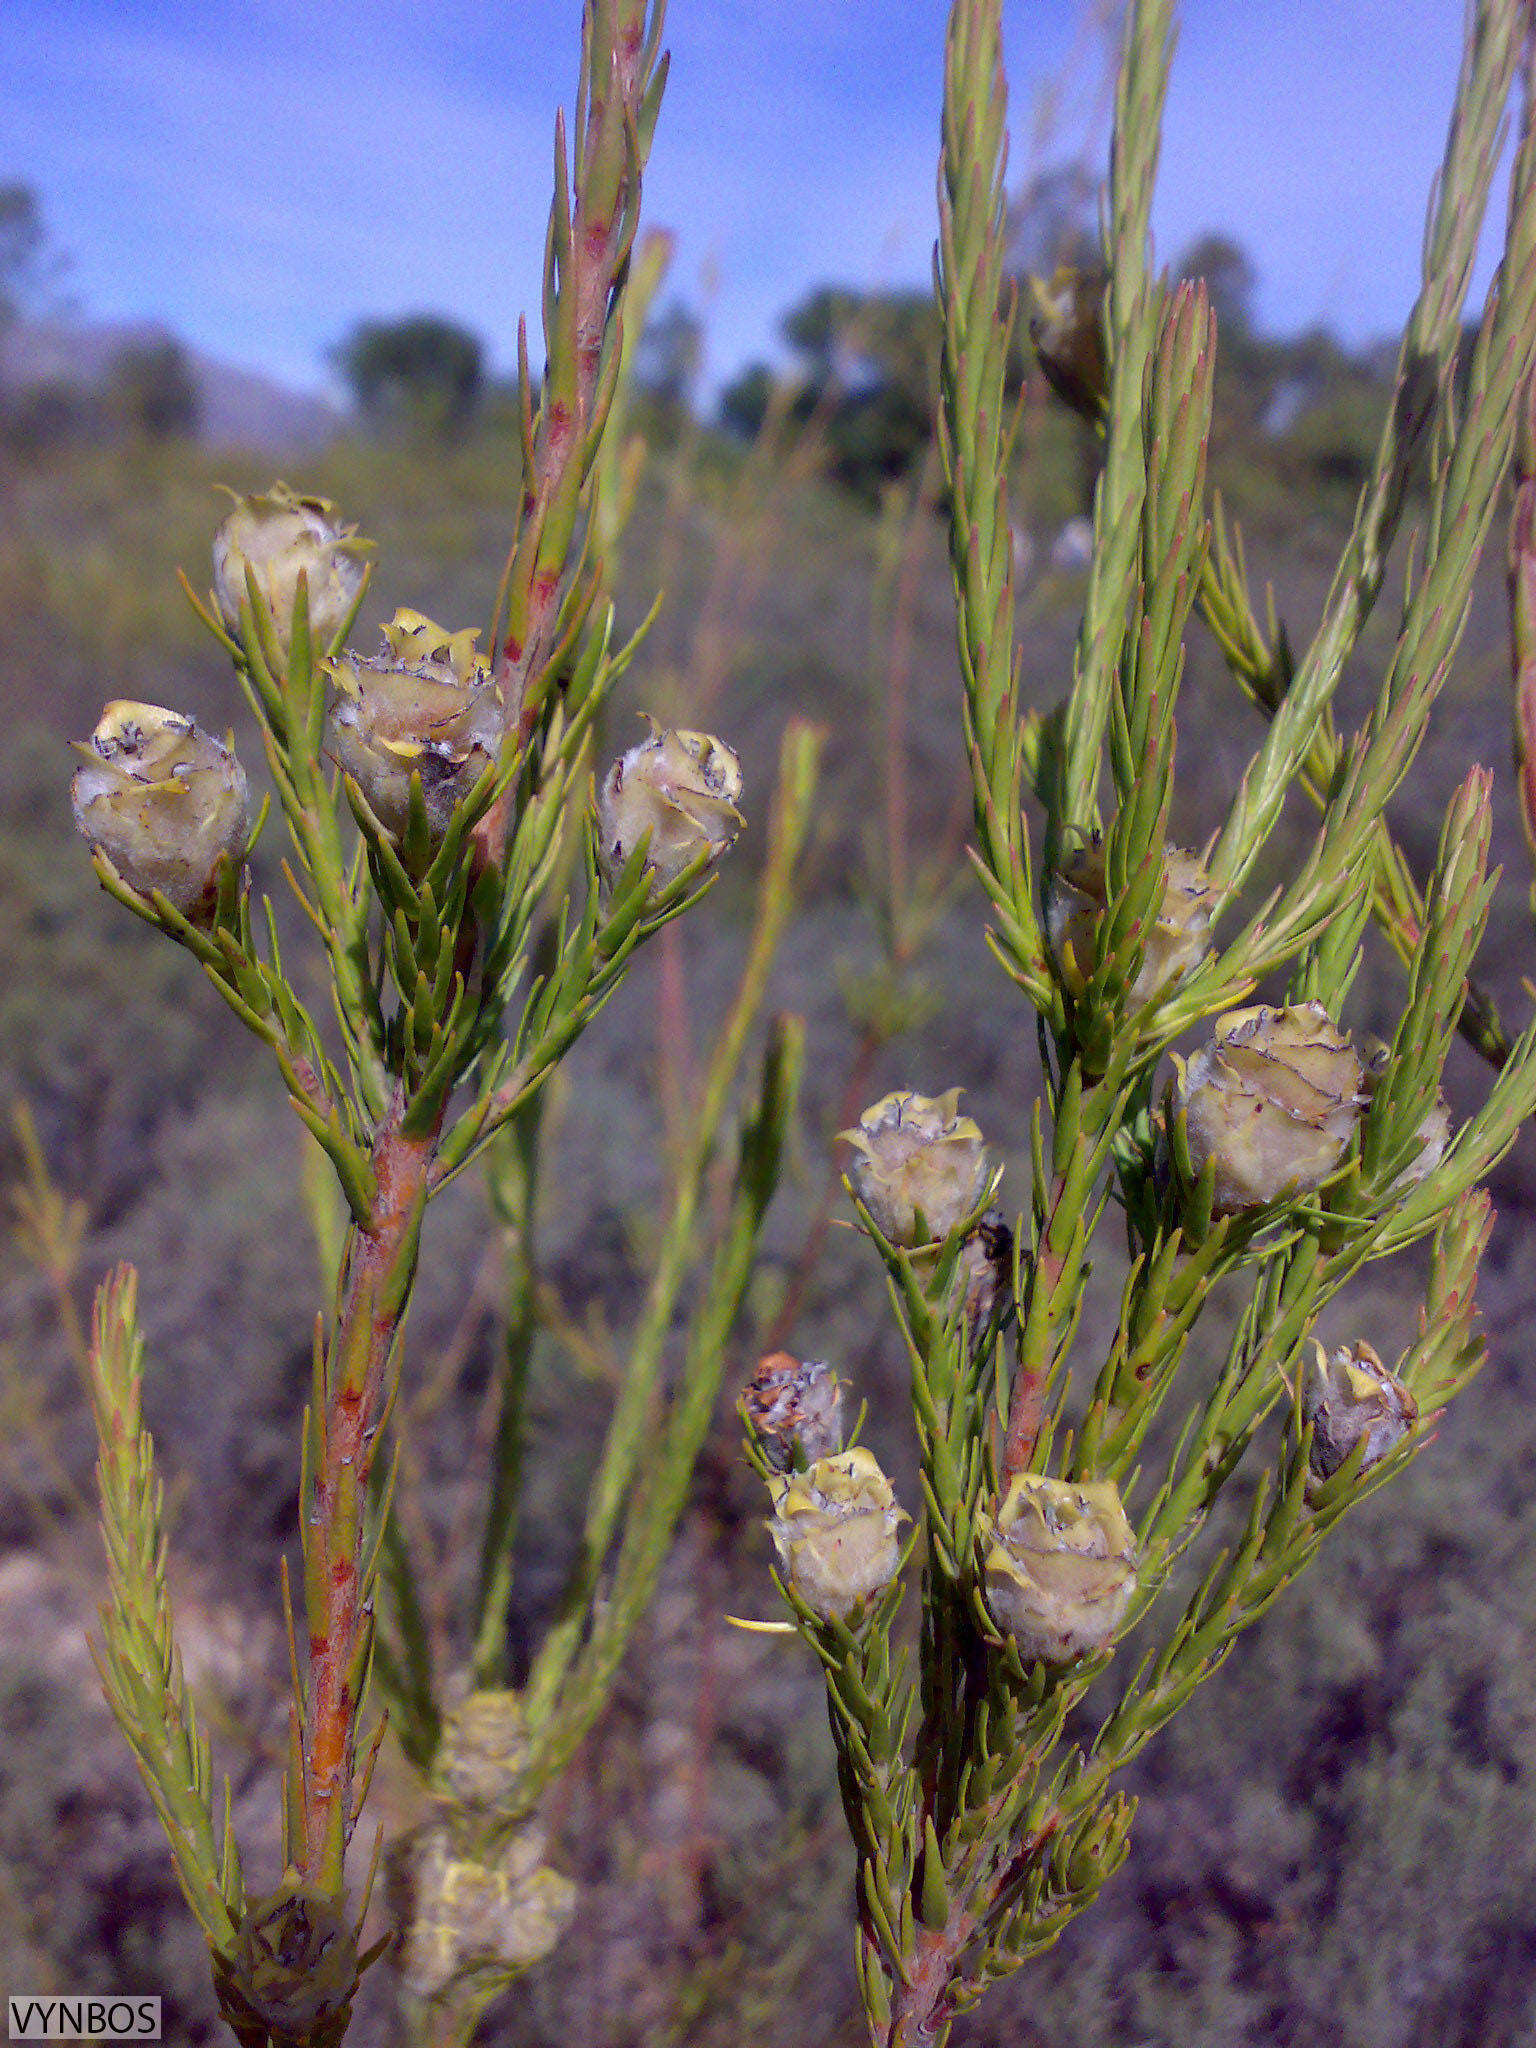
[5,2,1516,404]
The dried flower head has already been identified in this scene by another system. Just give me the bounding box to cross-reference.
[326,608,504,841]
[394,1822,576,2005]
[841,1088,991,1247]
[71,700,250,922]
[212,483,370,651]
[744,1352,845,1471]
[1173,1001,1366,1214]
[961,1208,1015,1344]
[1303,1338,1418,1481]
[227,1878,359,2038]
[1028,264,1110,419]
[596,723,744,890]
[767,1446,906,1623]
[1046,840,1216,1007]
[981,1474,1137,1663]
[1361,1039,1453,1192]
[432,1688,529,1812]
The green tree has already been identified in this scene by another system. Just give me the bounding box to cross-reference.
[107,336,199,440]
[730,284,942,497]
[1172,231,1278,453]
[1175,230,1258,344]
[332,312,485,437]
[0,180,66,327]
[633,297,702,416]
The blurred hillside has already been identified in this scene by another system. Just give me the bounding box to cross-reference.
[0,314,343,453]
[2,231,1536,2048]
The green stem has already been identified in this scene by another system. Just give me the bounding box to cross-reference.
[520,720,821,1751]
[470,1087,547,1682]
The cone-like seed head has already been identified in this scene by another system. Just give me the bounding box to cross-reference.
[432,1689,529,1811]
[230,1879,359,2037]
[395,1822,576,2004]
[1361,1039,1453,1193]
[981,1474,1138,1663]
[1046,840,1216,1006]
[767,1446,906,1622]
[841,1088,990,1247]
[1028,264,1109,419]
[326,608,504,841]
[596,723,744,890]
[71,700,250,921]
[744,1352,845,1471]
[212,483,370,650]
[1176,1001,1366,1214]
[1303,1338,1418,1481]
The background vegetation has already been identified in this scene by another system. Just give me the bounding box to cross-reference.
[3,110,1536,2047]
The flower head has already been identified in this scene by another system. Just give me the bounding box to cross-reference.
[71,700,250,922]
[228,1878,359,2038]
[596,724,743,891]
[841,1088,991,1247]
[1028,265,1109,419]
[1303,1338,1418,1481]
[1361,1039,1453,1193]
[981,1474,1137,1663]
[394,1822,575,2005]
[1173,1001,1366,1214]
[432,1689,529,1812]
[326,608,504,841]
[767,1446,906,1622]
[960,1209,1015,1343]
[1046,840,1216,1007]
[744,1352,845,1472]
[212,484,370,650]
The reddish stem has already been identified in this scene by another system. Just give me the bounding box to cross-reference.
[879,1915,976,2048]
[472,9,654,880]
[1001,1173,1071,1482]
[504,18,649,691]
[877,1812,1059,2045]
[300,1110,432,1884]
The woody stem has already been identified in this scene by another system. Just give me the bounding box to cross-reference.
[297,1101,431,1889]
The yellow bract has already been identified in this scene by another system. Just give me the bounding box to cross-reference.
[71,700,250,921]
[840,1087,991,1247]
[766,1447,906,1622]
[1302,1339,1418,1481]
[981,1474,1137,1664]
[431,1689,529,1811]
[1175,1001,1366,1214]
[395,1824,576,2004]
[325,609,505,841]
[596,723,744,889]
[212,483,370,651]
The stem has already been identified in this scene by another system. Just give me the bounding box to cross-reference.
[519,723,820,1762]
[470,1090,546,1683]
[879,1922,970,2048]
[298,1104,432,1889]
[478,0,663,870]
